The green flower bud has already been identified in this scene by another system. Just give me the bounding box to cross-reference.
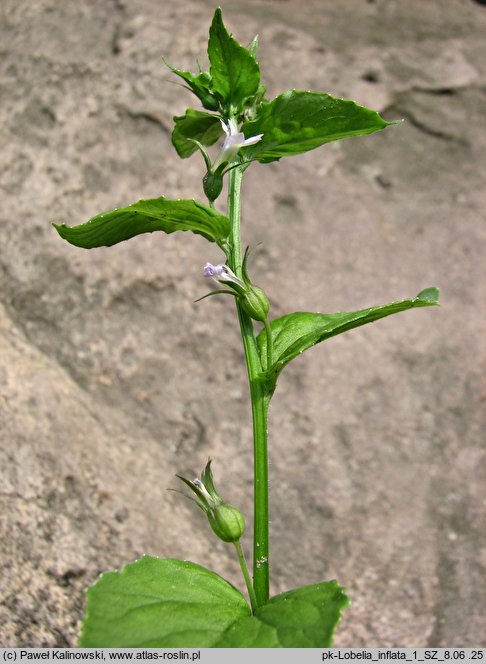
[239,285,270,322]
[203,171,224,202]
[176,460,246,544]
[208,502,245,543]
[200,93,220,112]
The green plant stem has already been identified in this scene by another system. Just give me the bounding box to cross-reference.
[233,540,258,613]
[263,317,273,370]
[227,165,243,271]
[227,165,270,608]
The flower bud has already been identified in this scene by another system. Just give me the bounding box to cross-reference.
[200,93,220,112]
[239,285,270,322]
[176,460,246,544]
[208,503,245,543]
[203,171,224,202]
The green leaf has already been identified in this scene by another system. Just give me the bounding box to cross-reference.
[215,580,349,647]
[79,556,250,647]
[257,288,440,390]
[208,8,260,112]
[241,90,397,163]
[172,108,224,158]
[166,65,219,111]
[53,197,230,249]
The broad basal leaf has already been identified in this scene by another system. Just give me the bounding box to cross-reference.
[215,580,349,647]
[54,197,230,249]
[80,556,250,647]
[241,90,397,163]
[172,109,224,158]
[257,288,439,390]
[208,8,260,112]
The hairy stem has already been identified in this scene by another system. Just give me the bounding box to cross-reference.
[227,166,270,607]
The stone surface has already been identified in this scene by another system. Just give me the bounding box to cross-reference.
[1,0,485,648]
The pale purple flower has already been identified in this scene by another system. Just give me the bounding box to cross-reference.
[203,262,224,278]
[203,262,246,290]
[212,117,263,171]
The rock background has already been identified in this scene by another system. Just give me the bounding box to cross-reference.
[1,0,485,648]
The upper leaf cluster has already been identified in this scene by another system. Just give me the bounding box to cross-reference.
[54,8,396,251]
[170,8,263,159]
[170,8,260,118]
[171,9,395,164]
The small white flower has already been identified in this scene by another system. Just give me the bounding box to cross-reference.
[213,117,263,171]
